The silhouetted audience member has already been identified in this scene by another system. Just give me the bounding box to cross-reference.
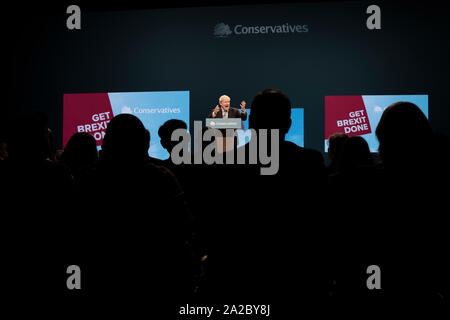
[200,89,328,311]
[1,111,73,302]
[157,119,194,188]
[76,113,193,309]
[249,89,325,176]
[377,102,434,169]
[157,119,197,205]
[336,136,373,174]
[373,101,448,302]
[158,119,188,158]
[60,132,98,181]
[328,101,448,306]
[326,132,349,175]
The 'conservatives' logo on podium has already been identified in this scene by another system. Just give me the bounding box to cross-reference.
[214,23,232,37]
[214,22,308,38]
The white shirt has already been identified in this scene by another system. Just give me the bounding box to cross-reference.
[212,107,229,118]
[212,107,246,118]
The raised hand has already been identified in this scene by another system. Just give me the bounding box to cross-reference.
[213,105,220,116]
[240,100,246,112]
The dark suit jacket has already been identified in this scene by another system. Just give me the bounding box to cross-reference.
[208,107,247,121]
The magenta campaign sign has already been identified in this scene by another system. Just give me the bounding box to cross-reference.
[63,93,114,148]
[324,95,428,152]
[63,91,190,159]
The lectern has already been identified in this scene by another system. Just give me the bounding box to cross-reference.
[205,118,243,153]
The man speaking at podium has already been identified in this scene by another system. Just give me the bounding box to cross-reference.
[208,95,247,121]
[207,95,247,152]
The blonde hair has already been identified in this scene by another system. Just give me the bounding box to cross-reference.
[219,95,230,104]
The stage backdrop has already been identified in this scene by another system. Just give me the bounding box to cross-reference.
[9,1,450,155]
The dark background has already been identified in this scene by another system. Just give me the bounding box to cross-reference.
[3,0,449,153]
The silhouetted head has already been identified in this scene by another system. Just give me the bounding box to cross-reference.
[249,89,291,138]
[158,119,188,153]
[101,114,148,162]
[376,102,432,165]
[61,132,98,172]
[338,136,373,173]
[219,95,231,111]
[7,111,51,162]
[327,133,349,163]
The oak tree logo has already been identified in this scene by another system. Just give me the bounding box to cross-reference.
[214,23,232,37]
[121,106,132,114]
